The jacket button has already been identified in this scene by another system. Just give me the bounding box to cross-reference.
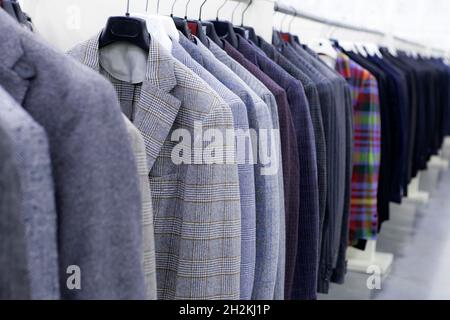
[14,61,36,80]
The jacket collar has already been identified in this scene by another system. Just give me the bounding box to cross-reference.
[0,11,36,105]
[82,32,178,94]
[81,32,182,170]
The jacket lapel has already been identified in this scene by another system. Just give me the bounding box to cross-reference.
[0,12,35,106]
[82,33,182,170]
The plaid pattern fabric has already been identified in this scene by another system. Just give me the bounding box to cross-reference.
[335,53,381,242]
[69,34,242,300]
[171,38,257,300]
[123,116,157,300]
[180,36,281,300]
[207,39,287,301]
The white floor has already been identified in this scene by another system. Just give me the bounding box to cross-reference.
[374,168,450,300]
[319,162,450,300]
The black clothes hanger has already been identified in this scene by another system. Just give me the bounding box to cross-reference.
[171,0,192,40]
[185,0,209,45]
[2,0,29,26]
[1,0,19,21]
[233,0,257,44]
[208,0,238,48]
[99,0,150,52]
[200,1,222,47]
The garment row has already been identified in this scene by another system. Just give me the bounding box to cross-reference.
[1,9,449,300]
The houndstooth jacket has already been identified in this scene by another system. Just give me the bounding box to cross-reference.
[69,34,242,300]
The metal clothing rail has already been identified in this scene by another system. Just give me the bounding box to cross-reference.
[273,1,439,52]
[274,2,386,37]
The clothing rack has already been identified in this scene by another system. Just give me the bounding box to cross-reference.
[273,1,447,55]
[273,2,386,37]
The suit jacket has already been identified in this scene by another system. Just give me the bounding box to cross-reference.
[179,35,280,300]
[0,86,59,299]
[238,35,318,300]
[207,39,287,301]
[171,38,257,300]
[258,38,327,247]
[123,116,157,300]
[283,42,352,293]
[0,111,30,300]
[0,10,146,299]
[70,34,242,300]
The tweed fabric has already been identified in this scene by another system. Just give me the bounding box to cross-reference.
[0,86,59,299]
[1,11,145,299]
[0,102,30,300]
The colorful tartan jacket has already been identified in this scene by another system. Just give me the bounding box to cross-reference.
[335,53,382,242]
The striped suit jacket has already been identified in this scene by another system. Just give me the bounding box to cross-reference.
[171,38,256,300]
[69,34,242,300]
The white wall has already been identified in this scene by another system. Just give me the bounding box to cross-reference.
[18,0,450,54]
[18,0,276,52]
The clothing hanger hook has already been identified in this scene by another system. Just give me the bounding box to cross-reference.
[288,6,296,33]
[199,0,208,21]
[145,0,149,12]
[126,0,130,16]
[281,12,289,32]
[184,0,191,19]
[216,0,228,21]
[171,0,178,17]
[231,1,241,25]
[241,0,253,26]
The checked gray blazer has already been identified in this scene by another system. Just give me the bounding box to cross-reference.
[0,86,59,299]
[180,35,281,300]
[171,38,256,300]
[0,10,146,300]
[70,34,242,300]
[207,40,287,300]
[0,101,30,300]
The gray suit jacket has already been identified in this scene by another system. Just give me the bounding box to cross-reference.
[70,34,242,300]
[123,116,157,300]
[0,111,30,300]
[0,11,146,300]
[0,86,59,299]
[171,39,256,300]
[207,40,287,300]
[180,35,281,300]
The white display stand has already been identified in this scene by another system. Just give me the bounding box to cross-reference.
[406,173,430,204]
[346,241,394,275]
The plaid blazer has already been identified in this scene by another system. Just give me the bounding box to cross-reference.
[179,35,281,300]
[123,116,157,300]
[69,34,242,300]
[171,38,256,300]
[0,86,59,299]
[335,53,381,243]
[1,11,145,300]
[207,39,287,301]
[0,96,30,300]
